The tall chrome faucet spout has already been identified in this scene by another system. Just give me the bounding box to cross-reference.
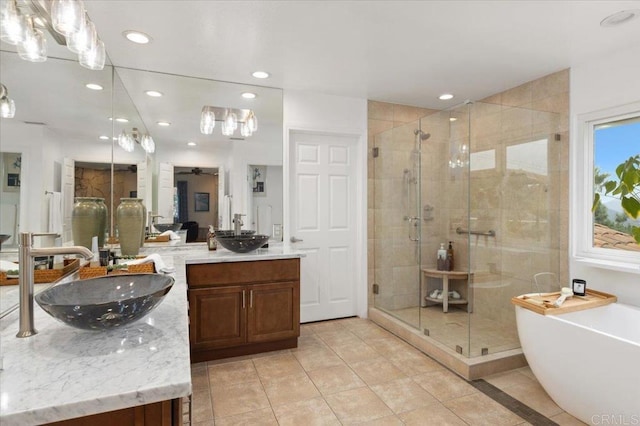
[233,213,245,236]
[17,232,94,338]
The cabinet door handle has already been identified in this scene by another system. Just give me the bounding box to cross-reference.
[242,290,246,309]
[249,290,253,308]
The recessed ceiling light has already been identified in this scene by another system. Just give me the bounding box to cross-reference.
[600,9,639,27]
[187,141,197,147]
[242,92,257,99]
[449,117,457,122]
[157,121,171,127]
[439,93,454,100]
[145,90,163,97]
[114,117,129,123]
[252,71,270,79]
[99,135,109,140]
[86,83,103,91]
[123,30,152,44]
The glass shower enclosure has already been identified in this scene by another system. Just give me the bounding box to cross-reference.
[372,101,562,358]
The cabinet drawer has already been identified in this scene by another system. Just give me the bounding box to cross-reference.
[187,259,300,287]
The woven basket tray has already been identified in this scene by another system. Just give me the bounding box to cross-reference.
[78,262,155,280]
[0,258,80,286]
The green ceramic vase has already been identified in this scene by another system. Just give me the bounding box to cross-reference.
[71,197,101,249]
[116,198,144,256]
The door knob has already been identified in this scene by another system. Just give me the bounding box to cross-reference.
[290,236,303,243]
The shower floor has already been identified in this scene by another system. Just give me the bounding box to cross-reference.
[386,306,521,358]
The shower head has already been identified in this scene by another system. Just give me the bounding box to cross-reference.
[413,129,431,140]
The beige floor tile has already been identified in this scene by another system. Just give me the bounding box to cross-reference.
[208,359,258,386]
[354,414,405,425]
[211,380,270,418]
[398,404,468,425]
[370,377,439,414]
[191,388,213,423]
[516,366,537,380]
[192,421,215,426]
[263,373,321,407]
[349,323,393,341]
[317,329,362,347]
[332,340,380,364]
[387,350,444,376]
[273,396,341,426]
[206,354,254,366]
[300,323,316,335]
[551,411,588,425]
[413,369,478,401]
[325,387,394,424]
[191,366,210,391]
[349,357,406,386]
[213,407,277,425]
[501,380,563,417]
[294,333,327,350]
[308,364,366,395]
[444,392,524,426]
[307,320,346,334]
[366,335,414,357]
[483,369,535,390]
[252,352,305,381]
[292,346,346,372]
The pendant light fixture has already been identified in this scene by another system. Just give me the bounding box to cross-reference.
[199,106,258,138]
[0,0,105,69]
[51,0,83,37]
[0,0,26,45]
[17,16,46,62]
[0,83,16,119]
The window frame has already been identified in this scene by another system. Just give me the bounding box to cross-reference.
[573,101,640,274]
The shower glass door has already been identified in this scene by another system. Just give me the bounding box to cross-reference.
[372,120,423,329]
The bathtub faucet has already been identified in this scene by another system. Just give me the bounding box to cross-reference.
[16,232,94,338]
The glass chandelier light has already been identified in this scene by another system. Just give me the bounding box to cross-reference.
[200,106,215,135]
[200,106,258,138]
[17,16,46,62]
[0,83,16,119]
[118,130,135,153]
[51,0,83,37]
[0,0,26,45]
[0,0,105,70]
[140,134,155,154]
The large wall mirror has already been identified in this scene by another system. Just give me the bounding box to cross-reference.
[0,35,283,316]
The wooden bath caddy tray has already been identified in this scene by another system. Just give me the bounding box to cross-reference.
[0,258,80,286]
[511,289,616,315]
[79,262,155,280]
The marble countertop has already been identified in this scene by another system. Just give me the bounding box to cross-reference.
[0,253,192,426]
[184,244,305,264]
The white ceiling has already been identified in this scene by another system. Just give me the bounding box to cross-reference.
[83,0,640,109]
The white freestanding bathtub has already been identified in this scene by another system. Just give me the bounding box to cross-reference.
[515,303,640,424]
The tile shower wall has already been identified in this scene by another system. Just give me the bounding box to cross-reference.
[368,102,436,311]
[368,69,570,351]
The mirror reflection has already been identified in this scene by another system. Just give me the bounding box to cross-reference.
[0,36,283,317]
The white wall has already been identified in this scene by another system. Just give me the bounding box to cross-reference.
[283,89,368,318]
[570,45,640,306]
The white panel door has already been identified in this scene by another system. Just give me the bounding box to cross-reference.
[290,131,358,322]
[157,162,174,222]
[61,157,74,242]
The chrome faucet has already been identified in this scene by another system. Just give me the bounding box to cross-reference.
[233,213,245,236]
[148,212,163,233]
[17,232,94,338]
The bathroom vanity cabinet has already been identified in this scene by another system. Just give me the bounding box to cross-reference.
[45,399,182,426]
[187,258,300,362]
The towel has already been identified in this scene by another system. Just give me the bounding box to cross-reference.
[0,260,19,273]
[48,191,63,235]
[119,253,175,274]
[159,230,181,240]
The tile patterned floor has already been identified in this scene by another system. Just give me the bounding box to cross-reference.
[190,318,585,425]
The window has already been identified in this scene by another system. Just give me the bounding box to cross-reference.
[574,101,640,272]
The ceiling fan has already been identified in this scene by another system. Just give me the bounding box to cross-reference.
[175,167,216,176]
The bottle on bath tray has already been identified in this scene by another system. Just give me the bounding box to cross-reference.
[446,241,454,271]
[207,225,217,251]
[437,243,447,271]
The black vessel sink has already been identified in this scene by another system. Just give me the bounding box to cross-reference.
[35,274,174,331]
[215,230,256,237]
[153,223,183,233]
[215,234,269,253]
